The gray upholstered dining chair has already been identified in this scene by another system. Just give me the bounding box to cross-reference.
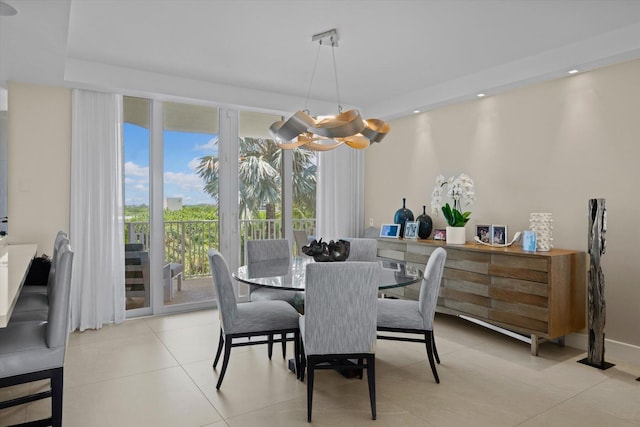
[245,239,296,305]
[207,249,300,389]
[11,230,69,322]
[293,229,311,256]
[299,262,380,422]
[377,247,447,383]
[21,230,68,293]
[344,237,378,261]
[246,239,299,358]
[0,241,74,427]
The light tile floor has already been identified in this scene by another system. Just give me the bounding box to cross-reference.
[2,311,639,427]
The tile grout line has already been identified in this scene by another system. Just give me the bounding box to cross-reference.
[150,321,226,423]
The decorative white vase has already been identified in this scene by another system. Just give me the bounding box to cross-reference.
[529,213,553,251]
[446,226,466,245]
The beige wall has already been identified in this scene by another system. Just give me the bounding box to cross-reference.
[365,58,640,348]
[7,81,71,254]
[6,65,639,351]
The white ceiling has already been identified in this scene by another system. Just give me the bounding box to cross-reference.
[2,0,640,119]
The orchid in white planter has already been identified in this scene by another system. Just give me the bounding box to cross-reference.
[431,173,476,227]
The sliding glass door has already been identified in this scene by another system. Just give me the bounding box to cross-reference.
[161,102,219,309]
[123,97,317,316]
[123,96,151,312]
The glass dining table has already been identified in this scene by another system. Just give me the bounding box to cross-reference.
[233,256,424,292]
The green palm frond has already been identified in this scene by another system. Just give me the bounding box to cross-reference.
[195,136,316,220]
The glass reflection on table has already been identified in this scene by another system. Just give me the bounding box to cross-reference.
[234,256,423,291]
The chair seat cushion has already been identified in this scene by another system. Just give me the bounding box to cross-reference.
[13,293,48,313]
[0,321,65,378]
[226,300,299,335]
[249,287,297,306]
[377,298,426,331]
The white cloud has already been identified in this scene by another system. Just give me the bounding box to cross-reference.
[164,171,205,192]
[124,161,149,177]
[195,136,219,151]
[188,157,202,171]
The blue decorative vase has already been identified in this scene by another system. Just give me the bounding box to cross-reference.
[393,198,414,237]
[416,205,433,239]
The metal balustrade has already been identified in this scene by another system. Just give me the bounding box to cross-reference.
[125,218,316,278]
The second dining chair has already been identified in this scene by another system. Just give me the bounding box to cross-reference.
[207,249,300,389]
[344,237,378,261]
[376,247,447,383]
[299,262,380,422]
[246,239,300,359]
[245,239,296,306]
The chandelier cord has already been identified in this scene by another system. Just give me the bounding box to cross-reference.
[303,40,323,113]
[330,37,342,113]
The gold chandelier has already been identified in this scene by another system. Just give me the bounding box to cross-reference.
[269,29,390,151]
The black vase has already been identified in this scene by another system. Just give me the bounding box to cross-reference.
[393,198,414,237]
[416,205,433,239]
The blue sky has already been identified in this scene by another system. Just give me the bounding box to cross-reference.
[123,123,218,206]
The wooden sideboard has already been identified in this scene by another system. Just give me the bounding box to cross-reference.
[377,238,587,355]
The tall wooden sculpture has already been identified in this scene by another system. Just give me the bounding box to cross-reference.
[579,198,614,369]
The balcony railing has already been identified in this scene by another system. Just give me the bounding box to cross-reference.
[125,218,316,278]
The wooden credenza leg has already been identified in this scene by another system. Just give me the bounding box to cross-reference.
[530,334,539,356]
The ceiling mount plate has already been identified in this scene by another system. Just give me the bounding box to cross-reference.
[312,29,338,47]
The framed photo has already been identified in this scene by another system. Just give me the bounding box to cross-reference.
[405,263,420,277]
[380,223,401,238]
[379,259,401,271]
[475,224,491,243]
[404,221,419,239]
[492,225,507,245]
[433,228,446,241]
[522,230,537,252]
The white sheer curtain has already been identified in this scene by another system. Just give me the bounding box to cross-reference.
[69,89,125,331]
[315,145,365,240]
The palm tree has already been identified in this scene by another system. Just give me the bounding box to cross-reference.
[195,137,316,222]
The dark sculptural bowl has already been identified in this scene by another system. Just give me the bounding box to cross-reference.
[301,238,350,262]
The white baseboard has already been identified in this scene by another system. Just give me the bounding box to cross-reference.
[565,332,640,368]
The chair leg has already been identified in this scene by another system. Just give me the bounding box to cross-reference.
[425,331,440,384]
[51,367,64,427]
[432,332,440,364]
[299,341,306,382]
[357,357,364,379]
[281,333,287,359]
[213,329,224,368]
[294,330,301,379]
[268,334,274,360]
[366,355,376,420]
[216,335,233,389]
[307,359,315,422]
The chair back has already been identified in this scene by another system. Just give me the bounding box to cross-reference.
[293,230,310,256]
[418,247,447,330]
[207,249,238,331]
[246,239,290,263]
[46,240,74,349]
[46,231,68,295]
[344,238,377,261]
[246,239,291,288]
[304,262,380,356]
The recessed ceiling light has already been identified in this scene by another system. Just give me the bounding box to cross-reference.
[0,1,18,16]
[413,110,420,114]
[477,93,486,98]
[568,69,579,74]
